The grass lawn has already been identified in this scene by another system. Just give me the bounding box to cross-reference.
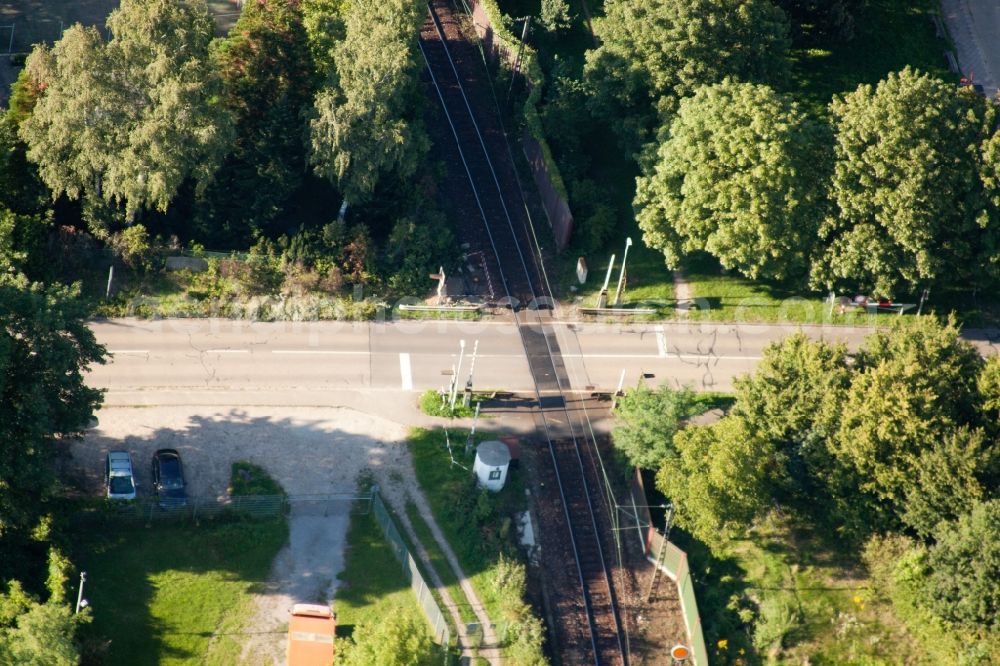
[786,0,955,117]
[78,519,288,666]
[334,505,436,645]
[407,428,529,638]
[404,502,478,626]
[559,236,675,313]
[677,515,926,665]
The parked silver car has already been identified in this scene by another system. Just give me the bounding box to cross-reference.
[105,450,136,500]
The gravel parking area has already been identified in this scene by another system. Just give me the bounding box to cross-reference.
[70,404,414,665]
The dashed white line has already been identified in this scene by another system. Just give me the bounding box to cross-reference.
[399,353,413,391]
[271,350,368,355]
[107,350,149,354]
[205,349,249,354]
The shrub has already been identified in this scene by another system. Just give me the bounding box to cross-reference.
[752,595,801,651]
[229,461,285,497]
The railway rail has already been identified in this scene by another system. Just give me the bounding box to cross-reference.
[418,2,629,663]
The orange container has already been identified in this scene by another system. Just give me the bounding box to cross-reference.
[287,604,336,666]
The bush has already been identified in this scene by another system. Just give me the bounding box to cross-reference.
[752,595,801,651]
[418,389,480,418]
[109,223,155,272]
[229,461,285,497]
[925,500,1000,631]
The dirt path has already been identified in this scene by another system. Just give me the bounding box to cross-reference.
[673,269,694,314]
[379,475,502,664]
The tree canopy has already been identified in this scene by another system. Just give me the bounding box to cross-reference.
[658,417,782,545]
[584,0,790,150]
[620,316,1000,546]
[813,67,1000,296]
[309,0,428,203]
[832,317,992,534]
[611,384,701,469]
[336,608,436,666]
[635,80,828,280]
[924,500,1000,632]
[199,0,315,243]
[19,0,233,220]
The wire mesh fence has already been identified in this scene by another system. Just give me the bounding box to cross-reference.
[371,490,453,651]
[73,492,372,525]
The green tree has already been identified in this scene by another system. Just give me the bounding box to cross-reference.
[337,608,435,665]
[658,417,781,544]
[302,0,349,77]
[584,0,790,150]
[19,0,233,220]
[0,269,105,571]
[813,68,1000,297]
[309,0,428,204]
[612,384,702,470]
[833,317,992,533]
[200,0,315,243]
[854,315,983,419]
[976,355,1000,428]
[899,426,992,536]
[0,597,82,666]
[108,223,153,271]
[925,500,1000,632]
[540,0,573,33]
[728,333,868,522]
[0,112,49,216]
[635,80,828,279]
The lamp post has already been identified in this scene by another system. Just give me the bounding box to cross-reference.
[75,571,88,614]
[613,237,633,306]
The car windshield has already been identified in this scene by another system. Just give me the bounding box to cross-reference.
[109,476,134,495]
[159,459,184,489]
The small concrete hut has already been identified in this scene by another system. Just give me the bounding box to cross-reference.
[473,440,511,492]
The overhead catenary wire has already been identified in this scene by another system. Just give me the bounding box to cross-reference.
[419,4,628,663]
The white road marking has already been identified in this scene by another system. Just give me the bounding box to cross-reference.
[655,325,667,358]
[399,353,413,391]
[205,349,249,354]
[561,353,762,361]
[107,350,149,354]
[271,350,368,355]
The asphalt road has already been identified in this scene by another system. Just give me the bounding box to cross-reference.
[942,0,1000,97]
[86,317,941,402]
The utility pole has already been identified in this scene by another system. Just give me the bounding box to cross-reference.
[463,339,479,407]
[597,253,616,308]
[645,504,675,603]
[507,16,531,100]
[450,339,466,412]
[613,237,633,306]
[465,402,481,456]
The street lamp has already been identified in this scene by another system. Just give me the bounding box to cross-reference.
[75,572,88,614]
[613,237,633,306]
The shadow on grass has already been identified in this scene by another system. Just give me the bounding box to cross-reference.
[68,410,426,665]
[786,0,955,117]
[74,518,287,666]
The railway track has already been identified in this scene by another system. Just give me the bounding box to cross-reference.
[418,2,628,663]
